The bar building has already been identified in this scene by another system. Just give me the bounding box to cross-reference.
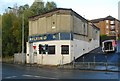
[26,8,100,65]
[91,16,120,40]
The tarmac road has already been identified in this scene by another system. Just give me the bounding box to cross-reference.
[2,63,119,79]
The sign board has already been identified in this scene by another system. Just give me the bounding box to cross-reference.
[33,44,36,49]
[33,46,36,49]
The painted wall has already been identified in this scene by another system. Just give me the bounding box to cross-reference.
[72,38,99,60]
[26,37,99,65]
[26,40,71,65]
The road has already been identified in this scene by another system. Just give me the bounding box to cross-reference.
[2,63,119,79]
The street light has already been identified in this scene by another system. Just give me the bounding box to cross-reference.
[8,7,25,64]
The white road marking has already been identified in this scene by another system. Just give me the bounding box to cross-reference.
[22,74,58,79]
[22,74,32,77]
[5,76,17,79]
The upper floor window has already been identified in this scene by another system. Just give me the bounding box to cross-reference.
[106,30,109,34]
[110,31,116,35]
[110,21,114,24]
[110,25,115,30]
[106,25,109,29]
[106,20,109,23]
[82,23,88,35]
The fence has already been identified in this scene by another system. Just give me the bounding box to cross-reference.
[58,62,119,71]
[14,53,26,64]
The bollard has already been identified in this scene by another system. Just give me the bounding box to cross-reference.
[73,57,75,68]
[105,55,108,70]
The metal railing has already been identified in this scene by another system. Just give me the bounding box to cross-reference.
[58,62,119,71]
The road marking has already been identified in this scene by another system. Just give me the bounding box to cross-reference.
[22,74,58,79]
[5,76,17,79]
[22,74,32,77]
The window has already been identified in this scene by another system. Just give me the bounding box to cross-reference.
[48,46,55,54]
[110,31,116,35]
[39,44,55,54]
[61,45,69,54]
[106,25,109,29]
[82,23,88,35]
[110,21,114,24]
[106,20,109,23]
[106,30,109,34]
[110,25,115,30]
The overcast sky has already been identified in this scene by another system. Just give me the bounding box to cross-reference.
[0,0,120,20]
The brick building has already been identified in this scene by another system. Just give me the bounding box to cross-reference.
[91,16,120,40]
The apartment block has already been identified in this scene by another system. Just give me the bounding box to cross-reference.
[91,16,120,40]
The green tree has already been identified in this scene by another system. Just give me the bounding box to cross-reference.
[2,13,18,57]
[30,0,45,15]
[2,0,57,57]
[45,1,57,11]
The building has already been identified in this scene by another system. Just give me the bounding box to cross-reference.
[26,8,100,65]
[91,16,120,40]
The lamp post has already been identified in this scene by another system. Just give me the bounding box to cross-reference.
[22,13,24,64]
[8,7,25,64]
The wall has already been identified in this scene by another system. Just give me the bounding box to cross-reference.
[73,16,88,39]
[29,14,71,36]
[26,40,71,65]
[14,53,26,64]
[72,38,99,60]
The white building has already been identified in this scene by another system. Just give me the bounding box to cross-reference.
[26,8,100,65]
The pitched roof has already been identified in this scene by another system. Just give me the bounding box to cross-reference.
[91,15,118,23]
[105,16,115,20]
[91,18,104,23]
[29,8,88,22]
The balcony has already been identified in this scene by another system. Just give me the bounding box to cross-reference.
[109,31,116,36]
[110,26,115,31]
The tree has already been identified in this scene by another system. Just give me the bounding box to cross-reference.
[45,1,57,11]
[2,13,18,56]
[30,0,44,15]
[2,1,57,57]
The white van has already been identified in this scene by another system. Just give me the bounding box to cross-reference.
[102,40,116,53]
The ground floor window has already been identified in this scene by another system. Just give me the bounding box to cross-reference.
[39,44,46,54]
[48,45,55,54]
[61,45,69,54]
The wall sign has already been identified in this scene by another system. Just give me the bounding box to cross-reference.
[28,32,73,43]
